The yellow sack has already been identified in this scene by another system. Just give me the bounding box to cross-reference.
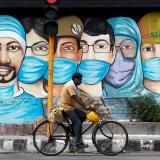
[47,107,64,123]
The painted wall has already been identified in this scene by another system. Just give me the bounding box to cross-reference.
[0,12,160,124]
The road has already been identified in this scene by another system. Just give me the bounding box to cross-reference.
[0,152,160,160]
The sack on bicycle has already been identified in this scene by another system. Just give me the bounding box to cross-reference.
[47,107,64,123]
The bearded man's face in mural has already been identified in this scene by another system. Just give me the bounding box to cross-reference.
[105,37,136,88]
[0,37,23,84]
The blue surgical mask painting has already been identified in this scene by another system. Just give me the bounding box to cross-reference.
[77,59,111,85]
[142,58,160,81]
[105,51,135,88]
[103,17,143,97]
[18,56,48,84]
[0,84,14,97]
[43,58,77,84]
[0,15,44,124]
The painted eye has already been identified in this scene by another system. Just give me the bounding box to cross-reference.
[64,46,74,50]
[8,45,21,51]
[143,47,153,52]
[35,45,48,51]
[97,44,106,49]
[121,45,133,49]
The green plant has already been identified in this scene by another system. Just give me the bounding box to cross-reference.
[127,94,160,122]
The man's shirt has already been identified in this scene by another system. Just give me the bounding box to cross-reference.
[60,80,78,112]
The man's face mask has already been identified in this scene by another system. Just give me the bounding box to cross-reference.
[43,58,77,84]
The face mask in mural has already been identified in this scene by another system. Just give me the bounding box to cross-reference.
[0,83,14,97]
[77,59,110,85]
[142,57,160,80]
[105,51,135,88]
[18,56,48,83]
[43,58,77,84]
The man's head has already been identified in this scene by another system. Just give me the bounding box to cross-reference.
[80,18,115,63]
[77,18,115,85]
[55,16,83,64]
[0,15,25,85]
[72,73,82,86]
[43,16,84,85]
[138,12,160,93]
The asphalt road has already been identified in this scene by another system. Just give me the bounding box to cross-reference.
[0,152,160,160]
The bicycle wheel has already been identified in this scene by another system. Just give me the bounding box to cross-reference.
[92,121,128,156]
[33,120,69,156]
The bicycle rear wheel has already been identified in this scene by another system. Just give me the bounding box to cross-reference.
[92,121,128,156]
[33,120,69,156]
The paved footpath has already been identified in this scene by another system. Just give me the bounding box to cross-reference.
[0,152,160,160]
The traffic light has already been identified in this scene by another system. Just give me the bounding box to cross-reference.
[43,0,59,36]
[46,0,59,5]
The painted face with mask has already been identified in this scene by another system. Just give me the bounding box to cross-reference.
[105,37,137,88]
[43,37,81,84]
[103,17,143,97]
[138,12,160,94]
[0,15,26,97]
[18,29,48,83]
[78,33,114,85]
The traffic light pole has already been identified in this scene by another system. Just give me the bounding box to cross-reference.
[48,35,54,112]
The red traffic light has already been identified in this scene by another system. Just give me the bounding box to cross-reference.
[46,0,58,5]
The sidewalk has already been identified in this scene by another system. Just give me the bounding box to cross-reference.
[0,122,160,153]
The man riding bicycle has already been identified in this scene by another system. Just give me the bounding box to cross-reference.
[59,73,89,151]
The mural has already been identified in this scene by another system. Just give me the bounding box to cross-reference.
[43,16,83,106]
[138,12,160,95]
[18,17,49,98]
[103,17,143,98]
[78,18,115,97]
[0,15,44,124]
[1,12,160,124]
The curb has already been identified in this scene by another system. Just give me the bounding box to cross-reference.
[0,136,160,153]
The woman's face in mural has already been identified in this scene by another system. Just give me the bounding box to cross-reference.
[104,37,136,89]
[26,29,48,61]
[80,33,114,63]
[55,37,82,63]
[0,37,23,83]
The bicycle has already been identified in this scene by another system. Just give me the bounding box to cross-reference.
[33,110,128,156]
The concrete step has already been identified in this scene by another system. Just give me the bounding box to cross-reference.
[0,135,160,153]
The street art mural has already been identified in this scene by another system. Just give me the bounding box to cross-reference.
[1,12,160,124]
[78,18,115,97]
[103,17,143,98]
[0,15,44,124]
[138,12,160,95]
[43,16,83,106]
[18,17,49,98]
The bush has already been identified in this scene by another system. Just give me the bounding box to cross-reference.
[128,94,160,122]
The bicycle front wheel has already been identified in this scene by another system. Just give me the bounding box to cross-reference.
[92,121,128,156]
[33,120,69,156]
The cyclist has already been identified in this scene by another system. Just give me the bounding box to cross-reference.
[59,73,89,151]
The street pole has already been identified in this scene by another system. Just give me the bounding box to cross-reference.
[48,35,54,113]
[43,0,59,136]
